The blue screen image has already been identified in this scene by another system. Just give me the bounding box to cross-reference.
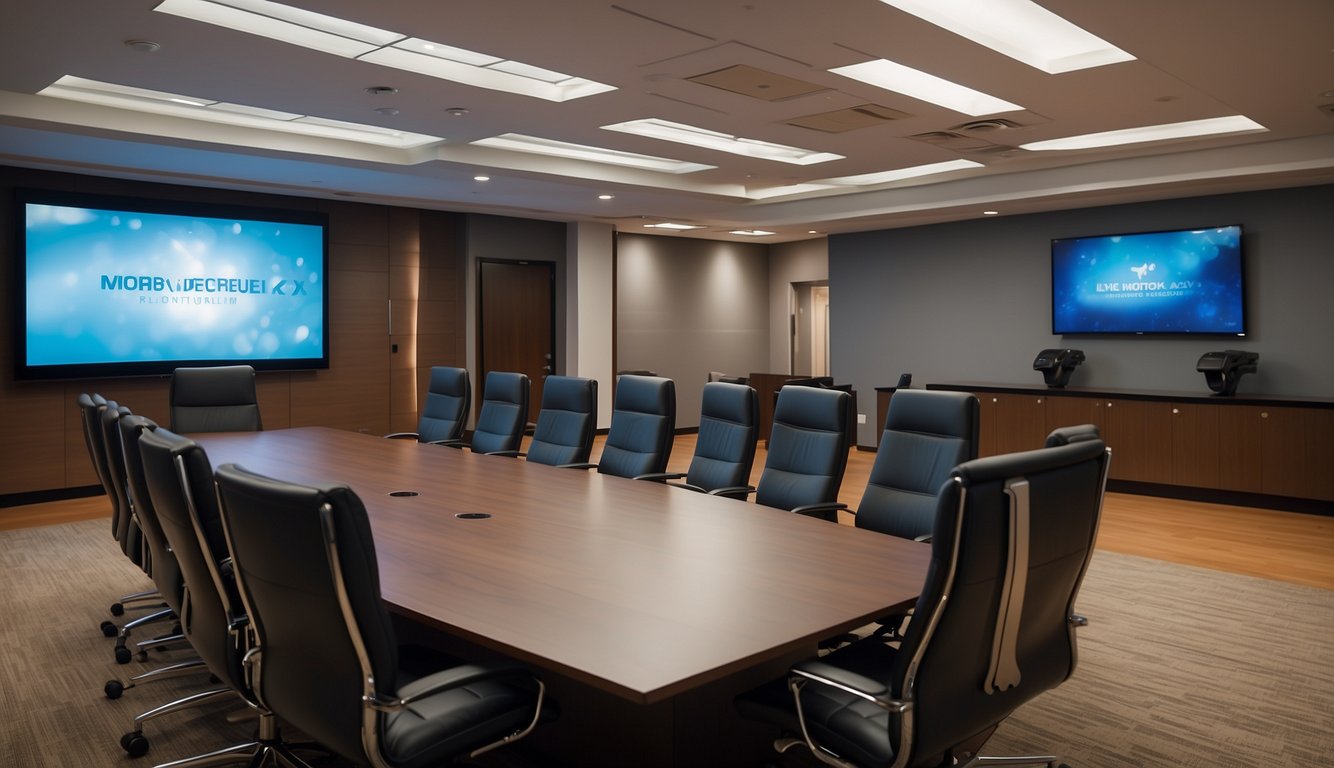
[1051,226,1244,335]
[24,202,325,367]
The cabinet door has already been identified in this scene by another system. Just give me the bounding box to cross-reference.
[1169,403,1219,488]
[1045,395,1103,437]
[1102,399,1174,483]
[978,393,1047,457]
[1217,405,1264,493]
[1262,407,1334,501]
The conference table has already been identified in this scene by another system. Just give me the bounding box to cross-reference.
[194,427,930,767]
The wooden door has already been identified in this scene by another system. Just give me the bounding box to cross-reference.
[478,260,555,416]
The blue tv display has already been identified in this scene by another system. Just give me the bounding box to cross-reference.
[15,189,329,379]
[1051,225,1245,336]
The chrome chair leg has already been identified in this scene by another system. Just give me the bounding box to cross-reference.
[105,658,208,699]
[119,688,237,757]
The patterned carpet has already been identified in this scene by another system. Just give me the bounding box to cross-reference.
[2,518,1331,767]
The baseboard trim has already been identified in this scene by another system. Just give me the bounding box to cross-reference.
[1,485,102,509]
[1107,480,1332,517]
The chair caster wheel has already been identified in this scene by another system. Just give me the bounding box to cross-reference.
[137,650,150,662]
[110,603,125,616]
[100,620,118,637]
[115,646,133,665]
[105,680,124,699]
[121,731,149,757]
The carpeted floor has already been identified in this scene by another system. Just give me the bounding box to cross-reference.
[2,519,1331,767]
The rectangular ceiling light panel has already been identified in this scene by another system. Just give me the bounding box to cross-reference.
[154,0,615,101]
[817,158,983,186]
[878,0,1135,74]
[830,59,1022,116]
[1020,116,1266,151]
[471,134,715,174]
[601,118,844,165]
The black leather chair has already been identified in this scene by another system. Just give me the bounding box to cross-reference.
[751,385,851,521]
[641,381,758,497]
[134,427,302,764]
[449,371,529,455]
[1046,423,1101,447]
[214,462,548,767]
[736,438,1112,768]
[853,390,980,540]
[170,365,262,433]
[386,365,471,444]
[78,393,158,632]
[521,375,598,467]
[593,374,676,479]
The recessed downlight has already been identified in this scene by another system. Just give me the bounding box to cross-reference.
[598,194,614,200]
[124,40,161,53]
[473,175,490,181]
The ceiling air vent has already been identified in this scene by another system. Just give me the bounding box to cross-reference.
[687,65,828,102]
[955,118,1024,133]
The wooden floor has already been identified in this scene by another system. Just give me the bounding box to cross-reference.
[5,432,1331,590]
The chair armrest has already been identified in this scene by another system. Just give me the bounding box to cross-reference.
[556,462,597,470]
[634,472,686,483]
[384,432,419,440]
[428,438,467,450]
[790,502,847,521]
[790,659,905,713]
[487,450,525,458]
[707,485,755,500]
[913,533,933,543]
[371,663,539,711]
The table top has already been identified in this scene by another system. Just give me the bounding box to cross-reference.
[194,427,930,704]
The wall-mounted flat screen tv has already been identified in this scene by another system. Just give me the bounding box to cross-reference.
[15,189,329,380]
[1051,224,1245,336]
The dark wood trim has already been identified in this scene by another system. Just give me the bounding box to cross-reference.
[927,381,1334,409]
[1,485,101,508]
[1108,480,1333,517]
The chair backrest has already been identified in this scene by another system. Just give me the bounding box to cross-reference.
[99,401,142,563]
[686,382,759,492]
[1046,423,1101,447]
[754,385,850,514]
[170,365,262,433]
[888,439,1110,763]
[214,463,399,764]
[526,375,598,466]
[139,428,248,693]
[77,393,117,534]
[471,371,530,454]
[117,414,183,612]
[598,375,676,478]
[417,366,471,443]
[854,390,980,540]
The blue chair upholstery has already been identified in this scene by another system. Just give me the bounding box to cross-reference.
[854,390,979,540]
[753,386,851,520]
[526,376,598,467]
[736,438,1111,768]
[670,382,759,495]
[170,365,262,433]
[597,375,676,479]
[387,366,470,444]
[469,371,530,455]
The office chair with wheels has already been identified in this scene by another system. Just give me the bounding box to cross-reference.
[214,462,548,767]
[1045,423,1101,447]
[445,371,529,455]
[736,438,1111,768]
[591,374,676,479]
[169,365,262,433]
[639,381,758,497]
[745,385,851,520]
[517,375,598,467]
[135,427,307,764]
[78,393,159,634]
[386,366,471,444]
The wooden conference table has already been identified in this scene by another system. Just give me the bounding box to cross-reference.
[195,427,930,767]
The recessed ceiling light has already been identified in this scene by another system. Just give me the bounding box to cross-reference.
[473,175,490,181]
[471,133,715,174]
[643,222,705,230]
[729,230,776,236]
[602,118,844,165]
[445,107,469,116]
[37,75,443,148]
[875,0,1135,74]
[374,107,399,116]
[598,194,615,200]
[124,39,162,53]
[983,210,1000,215]
[807,230,819,234]
[153,0,616,102]
[1019,115,1266,151]
[830,59,1022,116]
[365,85,398,95]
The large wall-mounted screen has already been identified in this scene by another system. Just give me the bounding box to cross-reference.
[15,189,329,380]
[1051,224,1245,336]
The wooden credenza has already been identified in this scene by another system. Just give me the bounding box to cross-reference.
[928,382,1334,508]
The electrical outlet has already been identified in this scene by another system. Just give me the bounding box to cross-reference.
[857,413,867,424]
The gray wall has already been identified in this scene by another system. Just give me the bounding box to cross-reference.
[617,233,770,428]
[831,184,1334,445]
[768,239,829,372]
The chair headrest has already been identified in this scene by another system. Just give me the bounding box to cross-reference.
[485,371,529,403]
[702,382,756,422]
[615,375,674,415]
[886,390,977,438]
[542,376,596,411]
[774,385,848,432]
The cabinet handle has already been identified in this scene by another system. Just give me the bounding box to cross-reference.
[1261,411,1269,419]
[1037,399,1043,404]
[1106,402,1113,408]
[992,397,998,403]
[1172,408,1180,415]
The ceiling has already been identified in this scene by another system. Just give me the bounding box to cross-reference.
[2,0,1332,243]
